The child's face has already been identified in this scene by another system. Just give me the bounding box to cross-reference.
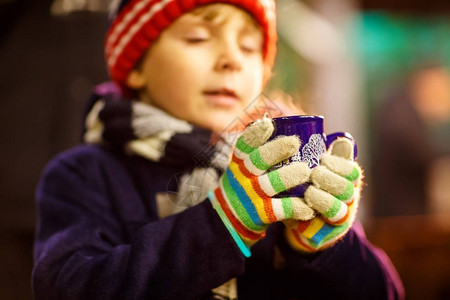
[127,4,264,133]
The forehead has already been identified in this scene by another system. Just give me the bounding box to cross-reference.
[188,3,260,29]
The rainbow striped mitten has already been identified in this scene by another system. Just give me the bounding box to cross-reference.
[209,117,315,257]
[285,138,362,253]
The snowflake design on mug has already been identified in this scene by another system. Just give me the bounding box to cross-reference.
[299,134,326,168]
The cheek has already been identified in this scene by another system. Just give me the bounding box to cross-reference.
[158,54,205,93]
[148,60,197,102]
[243,62,264,99]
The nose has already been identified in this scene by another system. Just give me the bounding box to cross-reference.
[214,40,243,72]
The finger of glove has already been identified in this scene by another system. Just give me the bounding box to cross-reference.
[310,166,355,202]
[257,162,310,196]
[321,153,361,183]
[235,117,274,158]
[243,136,300,176]
[291,197,315,220]
[304,186,350,225]
[328,138,354,160]
[272,197,315,222]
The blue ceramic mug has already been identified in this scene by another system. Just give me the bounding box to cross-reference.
[269,115,357,197]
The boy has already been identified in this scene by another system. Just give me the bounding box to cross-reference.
[32,1,404,299]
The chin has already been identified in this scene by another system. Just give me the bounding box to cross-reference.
[195,109,250,133]
[195,119,230,134]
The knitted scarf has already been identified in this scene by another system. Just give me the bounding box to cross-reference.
[84,95,238,299]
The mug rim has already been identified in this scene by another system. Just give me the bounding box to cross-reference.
[272,115,324,122]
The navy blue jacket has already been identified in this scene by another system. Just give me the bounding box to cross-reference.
[32,144,404,299]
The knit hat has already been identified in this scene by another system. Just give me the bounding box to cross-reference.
[105,0,277,94]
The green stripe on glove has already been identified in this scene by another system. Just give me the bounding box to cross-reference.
[285,138,362,252]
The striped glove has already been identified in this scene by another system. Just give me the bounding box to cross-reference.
[209,117,315,257]
[285,138,362,252]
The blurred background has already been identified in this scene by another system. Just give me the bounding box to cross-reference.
[1,0,449,299]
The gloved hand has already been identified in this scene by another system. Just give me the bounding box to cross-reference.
[209,117,315,257]
[285,138,362,253]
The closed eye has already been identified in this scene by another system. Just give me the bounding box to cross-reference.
[240,42,261,54]
[240,35,262,54]
[185,37,209,43]
[183,27,211,44]
[241,44,258,53]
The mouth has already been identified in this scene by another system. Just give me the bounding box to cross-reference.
[203,88,240,108]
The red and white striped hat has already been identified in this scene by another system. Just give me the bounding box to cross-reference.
[105,0,277,94]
